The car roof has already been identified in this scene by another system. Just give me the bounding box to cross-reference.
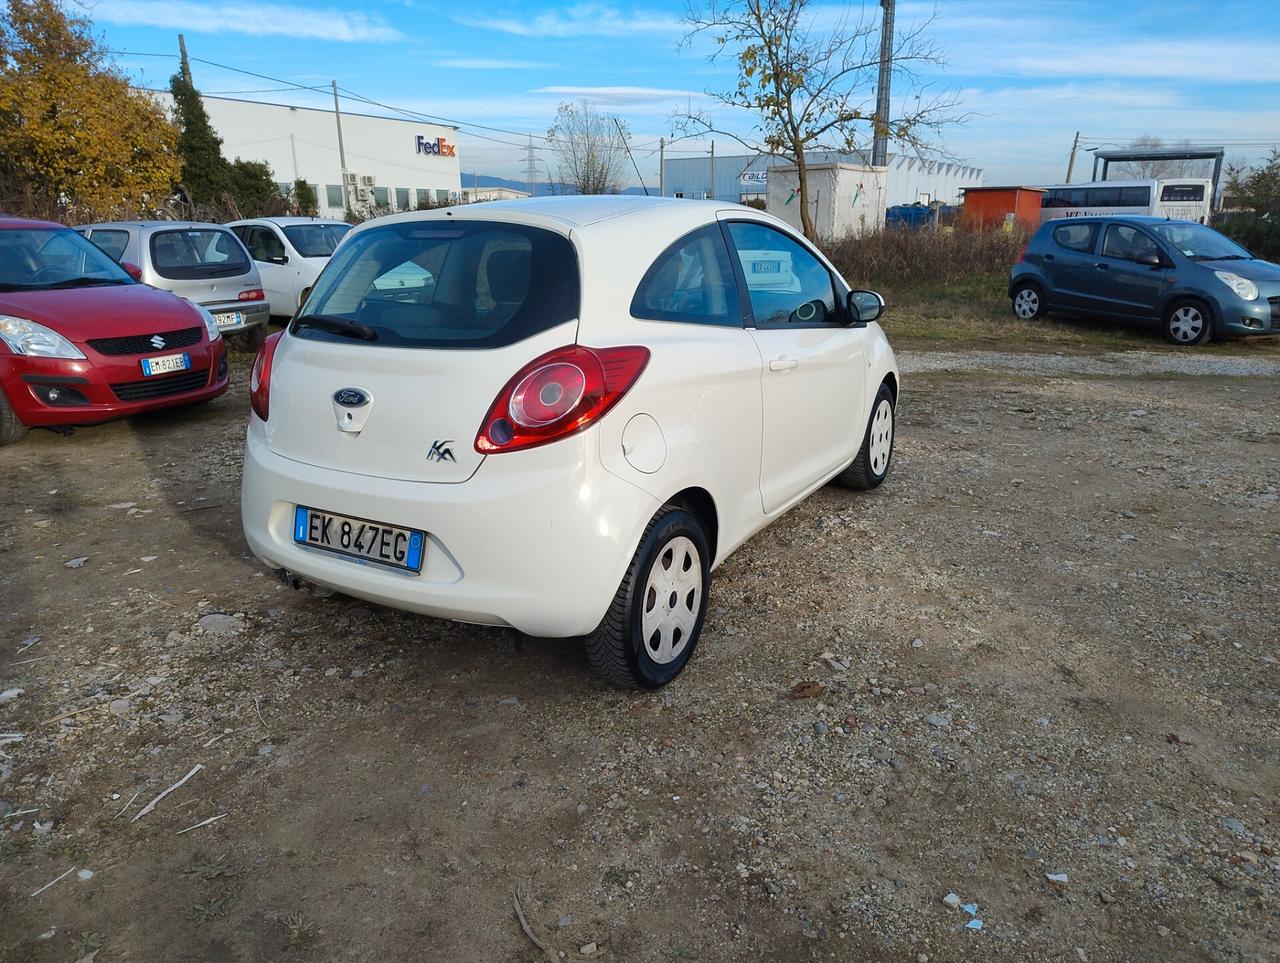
[78,220,236,232]
[0,217,68,231]
[228,216,350,228]
[359,195,773,241]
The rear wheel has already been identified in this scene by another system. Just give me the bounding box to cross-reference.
[0,391,28,446]
[1164,299,1212,346]
[585,505,710,689]
[238,324,268,352]
[1011,282,1047,320]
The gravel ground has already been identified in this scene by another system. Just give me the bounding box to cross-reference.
[901,348,1280,378]
[1,353,1277,962]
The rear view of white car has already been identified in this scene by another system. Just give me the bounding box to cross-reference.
[240,196,899,687]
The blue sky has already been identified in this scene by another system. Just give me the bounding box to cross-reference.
[98,0,1280,187]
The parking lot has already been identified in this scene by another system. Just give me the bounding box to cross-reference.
[2,350,1278,962]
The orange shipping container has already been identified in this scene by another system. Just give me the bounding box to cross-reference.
[961,186,1046,230]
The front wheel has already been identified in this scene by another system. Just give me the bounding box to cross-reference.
[585,506,711,689]
[834,383,895,490]
[0,391,29,446]
[1164,299,1212,346]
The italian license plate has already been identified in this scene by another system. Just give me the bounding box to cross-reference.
[292,505,425,573]
[139,352,191,376]
[214,311,244,328]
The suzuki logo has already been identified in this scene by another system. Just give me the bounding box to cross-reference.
[426,439,456,463]
[333,387,370,408]
[150,335,166,349]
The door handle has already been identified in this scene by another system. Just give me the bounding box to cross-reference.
[1094,263,1109,271]
[1043,254,1055,262]
[769,358,799,372]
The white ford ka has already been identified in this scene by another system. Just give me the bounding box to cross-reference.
[240,196,899,687]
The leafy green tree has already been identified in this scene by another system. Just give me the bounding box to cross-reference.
[169,49,231,207]
[293,179,318,216]
[0,0,180,220]
[1220,150,1280,260]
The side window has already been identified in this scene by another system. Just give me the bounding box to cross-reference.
[630,225,742,327]
[86,229,129,262]
[1119,186,1151,207]
[725,221,838,327]
[1051,223,1098,253]
[1102,225,1159,262]
[246,227,285,261]
[1087,187,1121,207]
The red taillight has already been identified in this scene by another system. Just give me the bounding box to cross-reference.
[238,288,265,301]
[249,331,283,422]
[476,344,650,454]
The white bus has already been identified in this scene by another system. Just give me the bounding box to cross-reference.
[1038,178,1212,224]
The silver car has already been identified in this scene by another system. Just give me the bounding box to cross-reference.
[76,221,270,339]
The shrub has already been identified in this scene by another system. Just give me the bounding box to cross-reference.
[823,224,1029,289]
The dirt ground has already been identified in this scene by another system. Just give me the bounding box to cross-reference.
[1,350,1277,963]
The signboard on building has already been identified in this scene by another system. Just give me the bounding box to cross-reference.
[415,135,456,157]
[740,170,768,190]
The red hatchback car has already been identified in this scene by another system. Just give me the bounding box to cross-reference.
[0,218,229,445]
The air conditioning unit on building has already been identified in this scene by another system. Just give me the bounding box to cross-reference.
[356,188,372,204]
[359,175,376,188]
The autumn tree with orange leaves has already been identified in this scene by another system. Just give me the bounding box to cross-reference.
[0,0,180,221]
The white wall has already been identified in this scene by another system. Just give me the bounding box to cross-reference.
[766,164,888,239]
[150,92,463,216]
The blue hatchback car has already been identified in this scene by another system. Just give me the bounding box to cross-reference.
[1009,216,1280,345]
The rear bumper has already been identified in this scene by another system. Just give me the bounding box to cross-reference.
[1,340,229,427]
[204,302,270,334]
[239,424,661,637]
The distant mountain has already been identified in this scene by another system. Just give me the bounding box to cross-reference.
[461,173,657,197]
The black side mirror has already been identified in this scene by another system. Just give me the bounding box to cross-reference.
[847,289,885,325]
[1136,252,1161,268]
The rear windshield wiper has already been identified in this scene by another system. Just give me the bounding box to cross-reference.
[292,313,378,341]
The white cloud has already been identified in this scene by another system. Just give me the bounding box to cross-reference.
[456,3,681,38]
[534,85,706,103]
[94,0,404,42]
[437,58,554,69]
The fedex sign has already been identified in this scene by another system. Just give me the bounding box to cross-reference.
[415,135,456,158]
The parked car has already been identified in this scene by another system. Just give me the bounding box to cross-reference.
[77,221,270,341]
[1010,216,1280,345]
[227,217,352,317]
[240,196,899,687]
[0,218,229,445]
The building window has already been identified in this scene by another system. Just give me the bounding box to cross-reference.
[417,189,432,208]
[326,185,344,208]
[275,181,291,196]
[396,188,410,211]
[372,186,390,208]
[437,190,450,205]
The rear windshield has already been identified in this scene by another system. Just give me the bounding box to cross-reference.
[283,223,351,258]
[149,228,251,280]
[293,219,580,349]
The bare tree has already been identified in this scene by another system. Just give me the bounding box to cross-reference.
[546,101,632,195]
[1109,135,1203,179]
[677,0,965,238]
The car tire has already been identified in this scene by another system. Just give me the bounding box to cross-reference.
[1011,282,1047,320]
[834,382,895,491]
[0,391,29,446]
[1163,298,1213,346]
[239,324,269,352]
[585,505,711,689]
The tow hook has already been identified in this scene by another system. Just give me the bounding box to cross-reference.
[274,567,334,598]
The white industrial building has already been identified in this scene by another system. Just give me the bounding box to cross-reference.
[663,150,983,221]
[148,92,463,216]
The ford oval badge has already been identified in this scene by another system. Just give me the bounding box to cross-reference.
[333,387,369,408]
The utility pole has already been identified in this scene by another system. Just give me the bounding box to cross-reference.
[659,137,665,197]
[525,135,538,198]
[177,33,192,83]
[332,81,350,211]
[871,0,895,167]
[709,140,715,200]
[1065,130,1081,183]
